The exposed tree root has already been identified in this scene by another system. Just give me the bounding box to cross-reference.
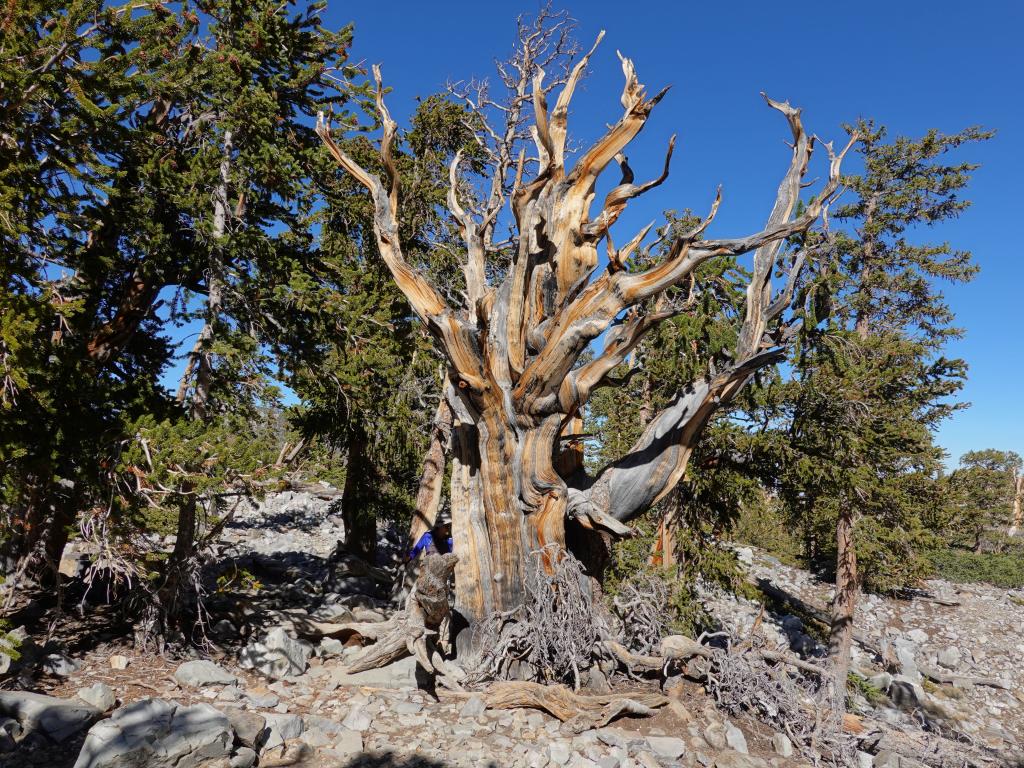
[328,554,460,683]
[443,681,667,733]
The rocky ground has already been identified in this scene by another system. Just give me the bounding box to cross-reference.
[1,493,1021,768]
[703,547,1024,763]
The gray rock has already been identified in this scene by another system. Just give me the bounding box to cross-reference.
[301,727,333,747]
[175,660,238,688]
[341,706,373,732]
[392,700,423,715]
[222,708,266,749]
[319,638,345,658]
[460,695,487,719]
[42,652,80,677]
[874,750,901,768]
[243,691,279,709]
[0,690,101,742]
[724,722,748,754]
[238,627,311,680]
[735,547,754,565]
[703,723,727,750]
[894,645,921,682]
[647,735,686,759]
[586,667,612,695]
[526,746,549,767]
[263,712,303,741]
[937,646,961,670]
[771,732,793,757]
[331,655,419,689]
[332,727,363,755]
[907,628,929,644]
[77,683,116,713]
[72,698,231,768]
[216,687,243,703]
[230,747,257,768]
[548,741,571,765]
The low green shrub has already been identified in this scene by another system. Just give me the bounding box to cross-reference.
[928,548,1024,589]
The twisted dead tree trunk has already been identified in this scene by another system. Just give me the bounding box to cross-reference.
[317,34,853,659]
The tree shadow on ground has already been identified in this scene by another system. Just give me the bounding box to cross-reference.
[340,753,499,768]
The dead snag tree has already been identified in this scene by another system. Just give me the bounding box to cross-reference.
[318,35,853,657]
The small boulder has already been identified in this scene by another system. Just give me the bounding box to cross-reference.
[330,655,418,689]
[238,627,310,680]
[230,746,257,768]
[937,646,961,670]
[77,683,116,713]
[72,698,231,768]
[262,712,303,753]
[341,706,373,732]
[108,655,130,670]
[724,721,748,754]
[646,736,686,759]
[460,695,487,719]
[319,638,345,658]
[771,732,794,757]
[548,741,571,765]
[222,708,266,749]
[42,652,79,678]
[907,628,929,644]
[175,660,239,688]
[0,690,101,742]
[328,728,363,758]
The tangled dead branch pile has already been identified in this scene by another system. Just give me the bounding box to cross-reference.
[705,636,853,767]
[610,572,668,656]
[469,545,610,689]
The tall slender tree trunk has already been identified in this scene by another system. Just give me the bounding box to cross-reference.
[830,506,857,706]
[177,129,231,417]
[341,424,378,561]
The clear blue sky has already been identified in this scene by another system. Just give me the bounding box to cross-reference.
[318,0,1022,467]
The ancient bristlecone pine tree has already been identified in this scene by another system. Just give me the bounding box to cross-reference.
[318,35,853,654]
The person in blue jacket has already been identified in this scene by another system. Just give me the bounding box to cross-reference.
[409,516,453,559]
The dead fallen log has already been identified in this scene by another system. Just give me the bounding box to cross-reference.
[753,577,1009,690]
[461,680,668,733]
[750,577,895,666]
[919,665,1010,691]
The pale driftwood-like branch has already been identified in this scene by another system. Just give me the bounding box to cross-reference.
[316,74,487,393]
[475,680,667,733]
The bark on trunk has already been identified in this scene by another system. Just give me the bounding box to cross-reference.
[341,425,378,561]
[830,507,857,707]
